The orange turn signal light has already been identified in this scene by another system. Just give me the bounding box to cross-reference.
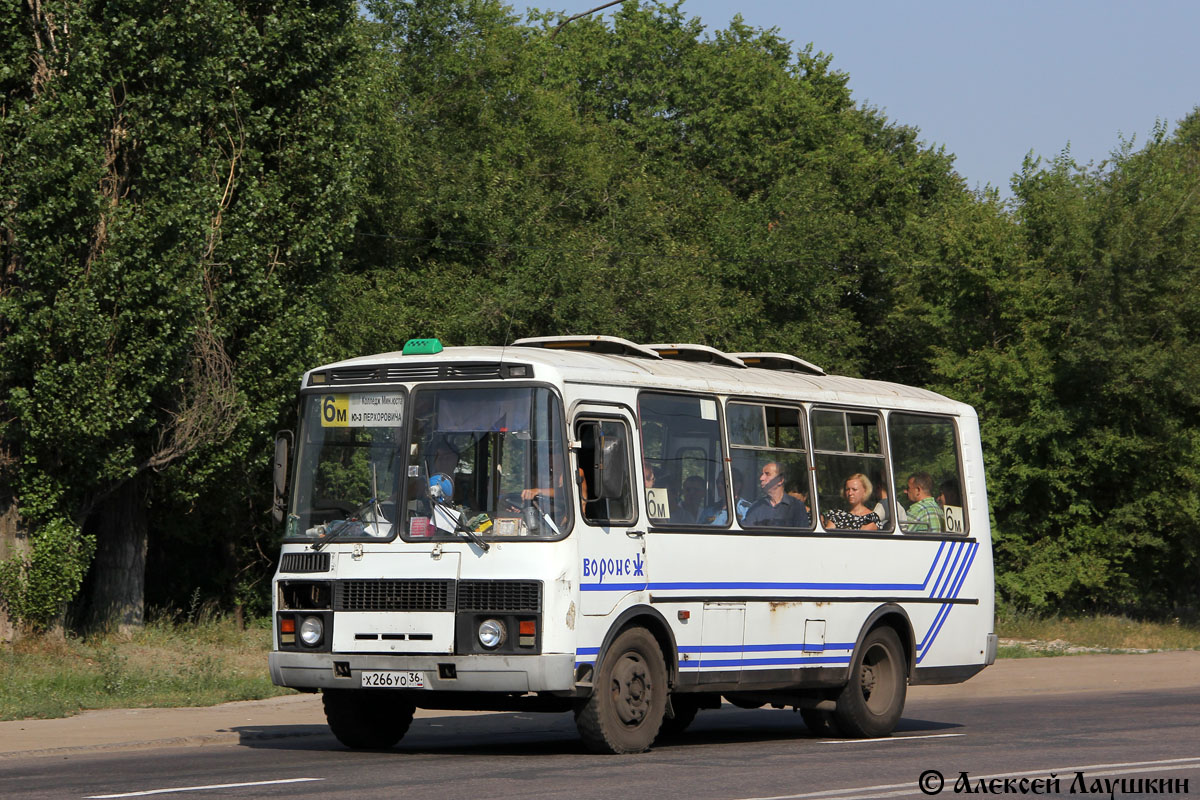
[519,620,536,636]
[280,618,296,633]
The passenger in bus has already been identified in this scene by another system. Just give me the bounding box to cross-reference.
[676,475,707,523]
[822,473,881,531]
[871,470,893,528]
[902,472,943,532]
[743,462,811,528]
[786,480,811,516]
[937,479,961,510]
[701,468,750,525]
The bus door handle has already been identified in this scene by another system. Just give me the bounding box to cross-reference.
[625,530,645,539]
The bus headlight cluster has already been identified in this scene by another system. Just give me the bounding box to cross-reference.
[299,615,324,646]
[477,619,506,649]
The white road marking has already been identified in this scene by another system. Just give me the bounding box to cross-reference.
[732,756,1200,800]
[85,777,324,798]
[818,733,964,744]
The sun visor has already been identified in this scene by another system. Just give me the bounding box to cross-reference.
[435,389,532,432]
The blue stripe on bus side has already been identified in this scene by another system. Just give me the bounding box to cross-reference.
[917,542,979,664]
[677,642,856,654]
[680,656,852,669]
[580,582,648,592]
[926,540,956,598]
[931,541,966,598]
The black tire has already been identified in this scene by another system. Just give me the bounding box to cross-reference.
[832,626,907,738]
[323,688,415,749]
[575,627,668,754]
[656,695,701,740]
[800,708,841,737]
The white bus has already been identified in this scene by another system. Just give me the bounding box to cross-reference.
[269,335,996,754]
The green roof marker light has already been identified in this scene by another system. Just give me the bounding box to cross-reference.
[403,338,443,355]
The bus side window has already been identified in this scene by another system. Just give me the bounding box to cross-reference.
[576,419,635,525]
[637,393,725,526]
[812,408,891,532]
[729,402,813,531]
[889,413,966,535]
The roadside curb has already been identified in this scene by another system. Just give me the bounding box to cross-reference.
[0,728,329,760]
[0,694,506,759]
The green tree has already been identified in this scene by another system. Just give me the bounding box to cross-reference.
[347,0,990,375]
[0,0,366,630]
[927,114,1200,613]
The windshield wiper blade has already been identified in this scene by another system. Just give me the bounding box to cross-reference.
[421,465,490,552]
[433,500,490,552]
[312,495,380,551]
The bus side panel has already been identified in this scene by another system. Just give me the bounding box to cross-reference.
[646,531,990,687]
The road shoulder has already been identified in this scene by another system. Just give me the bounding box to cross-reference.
[2,651,1196,758]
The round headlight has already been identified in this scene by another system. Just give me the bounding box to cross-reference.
[478,618,505,649]
[299,615,324,646]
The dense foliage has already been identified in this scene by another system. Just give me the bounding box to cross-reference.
[2,0,1197,630]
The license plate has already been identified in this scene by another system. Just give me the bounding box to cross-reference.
[360,670,427,689]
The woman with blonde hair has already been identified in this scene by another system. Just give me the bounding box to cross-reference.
[822,473,881,531]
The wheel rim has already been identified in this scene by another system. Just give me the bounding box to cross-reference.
[859,642,896,715]
[610,650,652,727]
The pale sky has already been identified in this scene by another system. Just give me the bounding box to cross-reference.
[541,0,1200,198]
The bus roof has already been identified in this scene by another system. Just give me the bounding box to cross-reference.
[302,340,973,417]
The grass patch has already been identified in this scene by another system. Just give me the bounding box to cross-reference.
[996,613,1200,657]
[0,613,292,721]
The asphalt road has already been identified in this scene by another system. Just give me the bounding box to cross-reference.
[4,684,1198,799]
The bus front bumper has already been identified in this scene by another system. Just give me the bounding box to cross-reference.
[269,651,577,693]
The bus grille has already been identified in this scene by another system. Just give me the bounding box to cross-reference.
[334,580,455,612]
[457,580,541,612]
[443,364,502,379]
[279,552,331,573]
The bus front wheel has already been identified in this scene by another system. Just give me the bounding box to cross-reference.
[323,688,415,749]
[575,627,667,754]
[833,626,907,738]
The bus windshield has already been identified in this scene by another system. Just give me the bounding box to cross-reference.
[404,386,570,541]
[288,392,407,541]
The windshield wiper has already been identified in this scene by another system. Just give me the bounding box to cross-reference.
[312,494,381,551]
[423,473,490,552]
[313,465,387,552]
[432,499,491,552]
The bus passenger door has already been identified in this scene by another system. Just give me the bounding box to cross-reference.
[575,411,646,616]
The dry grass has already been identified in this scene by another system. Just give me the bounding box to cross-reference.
[0,613,291,721]
[996,613,1200,657]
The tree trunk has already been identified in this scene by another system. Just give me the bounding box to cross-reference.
[0,496,31,643]
[87,479,148,633]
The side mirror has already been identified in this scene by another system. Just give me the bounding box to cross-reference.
[593,434,627,500]
[273,431,293,524]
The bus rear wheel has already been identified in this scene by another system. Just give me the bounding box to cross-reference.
[833,626,907,738]
[575,627,667,754]
[323,688,415,749]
